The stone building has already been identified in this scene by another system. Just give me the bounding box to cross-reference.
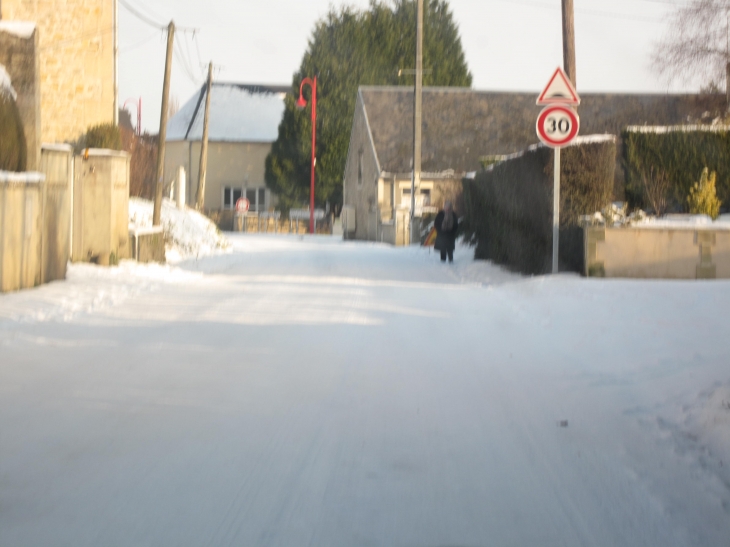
[164,83,287,229]
[0,0,114,144]
[343,85,726,244]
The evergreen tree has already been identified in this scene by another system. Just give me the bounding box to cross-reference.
[265,0,472,210]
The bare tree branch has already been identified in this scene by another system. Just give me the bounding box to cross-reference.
[652,0,730,89]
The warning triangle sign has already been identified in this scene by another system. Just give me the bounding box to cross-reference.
[537,67,580,105]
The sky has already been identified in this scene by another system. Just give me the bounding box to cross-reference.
[117,0,694,133]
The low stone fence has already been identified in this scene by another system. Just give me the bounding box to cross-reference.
[71,149,130,265]
[1,145,73,293]
[0,171,44,292]
[584,225,730,279]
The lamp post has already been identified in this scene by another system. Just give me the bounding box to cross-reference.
[296,76,317,234]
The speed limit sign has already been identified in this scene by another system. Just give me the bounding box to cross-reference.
[536,105,579,148]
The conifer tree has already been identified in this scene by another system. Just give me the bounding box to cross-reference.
[265,0,472,210]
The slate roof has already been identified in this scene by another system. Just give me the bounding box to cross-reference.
[167,83,288,142]
[359,86,726,174]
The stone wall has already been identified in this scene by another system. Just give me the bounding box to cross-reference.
[585,226,730,279]
[0,22,40,169]
[1,0,113,144]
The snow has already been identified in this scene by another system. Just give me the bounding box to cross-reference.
[0,62,17,100]
[483,134,615,172]
[166,83,286,142]
[632,214,730,230]
[0,171,44,183]
[128,197,230,262]
[0,234,728,546]
[0,21,36,39]
[625,125,730,134]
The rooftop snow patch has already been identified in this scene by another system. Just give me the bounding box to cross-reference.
[0,63,17,100]
[166,83,288,143]
[0,21,36,39]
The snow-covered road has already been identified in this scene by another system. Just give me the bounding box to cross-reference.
[1,235,729,546]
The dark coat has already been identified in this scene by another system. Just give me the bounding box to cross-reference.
[434,210,458,252]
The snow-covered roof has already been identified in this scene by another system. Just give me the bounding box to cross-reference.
[166,83,288,143]
[0,21,36,39]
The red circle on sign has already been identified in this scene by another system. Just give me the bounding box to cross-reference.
[235,197,250,212]
[536,105,580,148]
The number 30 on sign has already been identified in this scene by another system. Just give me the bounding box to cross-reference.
[536,105,579,148]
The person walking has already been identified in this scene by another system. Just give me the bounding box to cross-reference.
[434,201,458,263]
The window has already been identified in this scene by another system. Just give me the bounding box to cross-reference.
[223,187,243,209]
[258,188,266,211]
[246,188,256,210]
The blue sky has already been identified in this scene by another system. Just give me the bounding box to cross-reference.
[117,0,692,133]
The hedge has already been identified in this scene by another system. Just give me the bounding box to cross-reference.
[622,126,730,212]
[463,138,616,275]
[0,92,27,172]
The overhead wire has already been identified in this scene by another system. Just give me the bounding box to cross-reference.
[496,0,665,22]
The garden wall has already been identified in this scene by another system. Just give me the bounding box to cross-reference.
[463,137,615,275]
[585,225,730,279]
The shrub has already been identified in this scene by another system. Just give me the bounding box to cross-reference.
[687,167,721,219]
[0,92,27,172]
[622,127,730,211]
[463,138,615,275]
[76,123,122,152]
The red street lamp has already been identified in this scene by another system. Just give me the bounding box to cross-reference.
[295,76,317,234]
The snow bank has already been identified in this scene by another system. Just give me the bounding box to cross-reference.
[632,214,730,230]
[128,198,230,262]
[625,125,729,134]
[0,63,17,100]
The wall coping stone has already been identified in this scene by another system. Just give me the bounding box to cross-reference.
[0,171,45,184]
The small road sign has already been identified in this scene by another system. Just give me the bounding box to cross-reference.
[235,197,250,213]
[536,105,580,148]
[537,67,580,106]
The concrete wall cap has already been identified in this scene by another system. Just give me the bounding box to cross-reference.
[0,171,45,184]
[81,149,130,158]
[42,143,74,153]
[129,225,164,236]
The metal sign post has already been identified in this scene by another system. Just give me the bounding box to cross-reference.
[552,148,560,274]
[536,67,580,274]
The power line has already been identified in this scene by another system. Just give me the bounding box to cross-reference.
[118,0,165,30]
[120,29,164,53]
[496,0,665,22]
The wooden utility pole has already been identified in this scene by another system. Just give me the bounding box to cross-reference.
[411,0,423,244]
[153,21,175,226]
[196,62,213,211]
[561,0,576,88]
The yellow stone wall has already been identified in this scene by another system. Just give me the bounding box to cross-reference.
[1,0,114,143]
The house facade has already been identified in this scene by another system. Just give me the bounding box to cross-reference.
[0,0,114,144]
[164,83,287,229]
[343,85,726,245]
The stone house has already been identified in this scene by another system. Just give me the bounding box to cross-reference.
[0,0,114,146]
[343,85,725,245]
[164,83,287,229]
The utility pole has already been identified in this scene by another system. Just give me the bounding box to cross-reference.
[196,62,213,211]
[153,21,175,226]
[113,0,118,125]
[561,0,576,88]
[411,0,423,244]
